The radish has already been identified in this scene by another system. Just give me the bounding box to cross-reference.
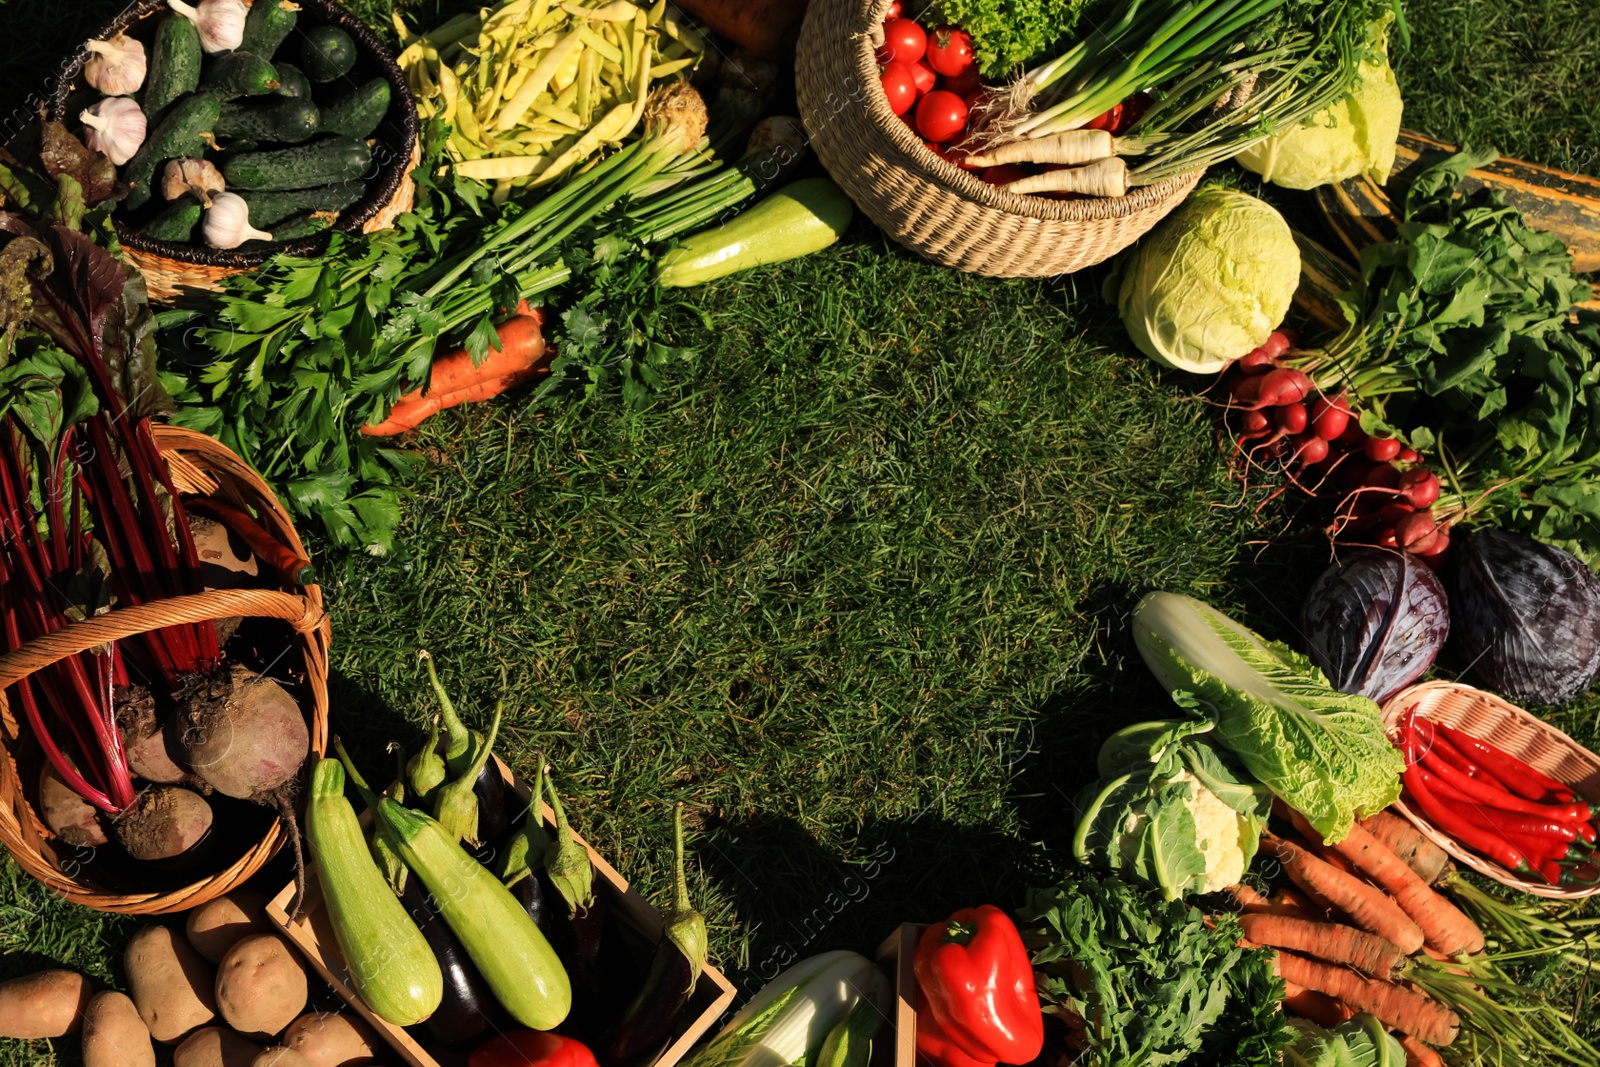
[1276,403,1308,434]
[1334,419,1367,450]
[1395,510,1440,555]
[1335,459,1375,491]
[1363,463,1401,492]
[1398,448,1421,464]
[1250,368,1311,409]
[1415,526,1451,569]
[1309,395,1351,441]
[1398,468,1440,509]
[1258,330,1293,361]
[113,785,214,861]
[1364,436,1401,462]
[1236,347,1277,374]
[1373,525,1400,549]
[1232,375,1264,405]
[1240,409,1270,435]
[1292,433,1329,466]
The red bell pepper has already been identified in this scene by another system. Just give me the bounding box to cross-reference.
[916,993,996,1067]
[913,906,1044,1066]
[471,1032,599,1067]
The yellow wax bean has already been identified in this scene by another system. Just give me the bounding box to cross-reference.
[426,12,484,47]
[450,128,487,160]
[455,155,551,180]
[439,63,462,123]
[659,10,705,51]
[534,102,632,185]
[575,46,595,118]
[534,103,585,129]
[496,29,585,130]
[552,45,582,92]
[483,0,533,28]
[629,12,647,81]
[501,65,531,103]
[647,0,666,23]
[649,57,696,78]
[579,28,622,64]
[561,0,639,20]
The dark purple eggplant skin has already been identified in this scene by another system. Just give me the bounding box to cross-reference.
[1303,549,1450,702]
[401,878,501,1046]
[473,760,511,843]
[509,868,551,933]
[1448,528,1600,704]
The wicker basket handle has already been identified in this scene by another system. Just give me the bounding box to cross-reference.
[0,590,324,691]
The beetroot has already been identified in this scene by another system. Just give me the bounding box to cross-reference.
[114,786,214,861]
[38,762,107,848]
[182,667,308,801]
[117,686,189,785]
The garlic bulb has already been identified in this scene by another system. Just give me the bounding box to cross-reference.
[83,33,147,95]
[79,97,147,166]
[168,0,248,54]
[162,158,225,207]
[204,192,273,248]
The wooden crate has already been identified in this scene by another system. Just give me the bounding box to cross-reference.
[874,924,926,1067]
[267,757,736,1067]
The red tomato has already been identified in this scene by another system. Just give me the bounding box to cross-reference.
[884,1,903,17]
[909,60,937,96]
[1118,91,1152,131]
[942,144,980,170]
[926,26,975,77]
[1084,103,1123,132]
[941,65,985,97]
[981,164,1030,186]
[881,62,918,116]
[915,90,968,142]
[876,18,927,65]
[471,1033,599,1067]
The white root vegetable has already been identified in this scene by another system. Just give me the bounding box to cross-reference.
[963,128,1116,169]
[1002,156,1130,198]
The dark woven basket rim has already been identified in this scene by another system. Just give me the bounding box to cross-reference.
[847,0,1198,221]
[46,0,419,269]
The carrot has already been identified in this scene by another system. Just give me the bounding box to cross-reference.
[1227,884,1314,920]
[1274,950,1460,1046]
[361,308,548,437]
[1262,834,1426,955]
[1397,1032,1447,1067]
[1288,810,1484,958]
[1363,810,1451,886]
[1282,981,1356,1029]
[1239,913,1407,978]
[184,497,314,586]
[1278,884,1341,922]
[671,0,809,60]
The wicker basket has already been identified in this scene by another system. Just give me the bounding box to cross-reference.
[1380,680,1600,899]
[794,0,1204,278]
[0,426,330,915]
[46,0,420,303]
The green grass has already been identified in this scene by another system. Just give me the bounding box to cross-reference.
[4,0,1600,1062]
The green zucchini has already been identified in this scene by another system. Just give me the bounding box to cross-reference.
[141,197,202,242]
[239,183,363,226]
[121,93,222,211]
[374,795,570,1030]
[224,135,371,191]
[300,25,357,83]
[1290,231,1359,335]
[318,78,390,139]
[240,0,299,57]
[217,97,321,144]
[657,177,854,288]
[270,212,333,241]
[201,51,281,100]
[275,62,312,100]
[142,14,202,118]
[306,758,443,1027]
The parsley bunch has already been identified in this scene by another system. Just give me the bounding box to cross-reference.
[919,0,1087,77]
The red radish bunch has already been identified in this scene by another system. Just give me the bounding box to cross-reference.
[1222,333,1451,566]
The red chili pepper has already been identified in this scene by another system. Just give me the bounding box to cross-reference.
[1413,716,1489,780]
[915,996,997,1067]
[1538,858,1562,884]
[1434,793,1580,843]
[1418,743,1590,822]
[1431,720,1577,803]
[1404,766,1531,873]
[470,1033,599,1067]
[913,906,1044,1066]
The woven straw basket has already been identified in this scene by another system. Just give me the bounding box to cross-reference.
[0,426,330,915]
[794,0,1204,277]
[1380,681,1600,899]
[46,0,420,303]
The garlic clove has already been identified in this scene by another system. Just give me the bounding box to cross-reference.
[162,157,226,208]
[169,0,248,55]
[80,97,148,166]
[83,33,148,96]
[204,192,274,248]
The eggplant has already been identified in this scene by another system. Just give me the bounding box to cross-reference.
[400,877,501,1045]
[544,768,610,1039]
[1449,528,1600,703]
[474,758,512,843]
[1302,549,1450,702]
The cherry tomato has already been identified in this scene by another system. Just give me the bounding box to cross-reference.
[1084,103,1123,132]
[916,90,968,143]
[981,163,1030,186]
[909,60,937,96]
[942,65,985,97]
[471,1033,599,1067]
[1118,91,1153,131]
[926,26,975,77]
[881,62,918,116]
[884,1,903,18]
[876,18,927,65]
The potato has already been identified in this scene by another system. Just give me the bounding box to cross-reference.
[125,924,217,1043]
[283,1013,379,1067]
[252,1048,315,1067]
[186,890,272,965]
[175,1026,263,1067]
[0,969,93,1038]
[82,991,154,1067]
[215,934,308,1040]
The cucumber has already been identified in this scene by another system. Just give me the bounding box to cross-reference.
[142,14,202,118]
[299,25,357,83]
[274,62,311,100]
[239,182,363,226]
[141,197,202,242]
[217,97,321,144]
[201,51,281,100]
[240,0,299,57]
[271,212,333,241]
[318,78,390,139]
[306,759,443,1027]
[224,135,371,191]
[121,93,223,211]
[657,177,855,288]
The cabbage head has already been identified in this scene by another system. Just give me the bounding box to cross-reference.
[1112,186,1298,374]
[1236,20,1403,190]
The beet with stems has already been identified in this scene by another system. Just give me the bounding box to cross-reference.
[39,762,107,848]
[115,785,214,861]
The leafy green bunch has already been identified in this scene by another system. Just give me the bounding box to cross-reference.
[920,0,1087,77]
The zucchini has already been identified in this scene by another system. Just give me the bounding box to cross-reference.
[224,135,371,191]
[121,93,222,211]
[217,97,321,144]
[300,25,357,83]
[657,177,854,288]
[271,212,333,241]
[305,758,443,1027]
[142,14,202,119]
[239,183,363,226]
[142,197,203,242]
[275,62,312,101]
[370,793,570,1030]
[319,78,390,140]
[240,0,299,57]
[1290,231,1359,335]
[201,51,281,100]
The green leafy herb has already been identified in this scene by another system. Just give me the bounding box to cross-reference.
[922,0,1085,77]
